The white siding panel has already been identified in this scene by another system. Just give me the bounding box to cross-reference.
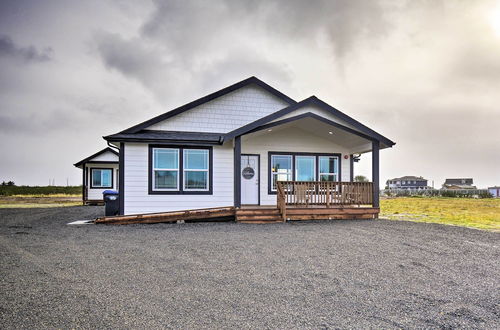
[269,105,364,135]
[90,151,119,162]
[123,143,234,215]
[241,128,352,206]
[146,85,289,133]
[86,164,119,200]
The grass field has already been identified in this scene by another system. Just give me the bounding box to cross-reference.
[381,197,500,231]
[0,186,82,208]
[0,185,81,196]
[0,196,81,208]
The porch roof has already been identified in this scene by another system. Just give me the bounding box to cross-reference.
[224,96,395,149]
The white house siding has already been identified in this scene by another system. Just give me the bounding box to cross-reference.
[123,143,234,215]
[146,85,290,133]
[86,163,119,200]
[241,127,352,206]
[269,105,366,136]
[91,151,118,162]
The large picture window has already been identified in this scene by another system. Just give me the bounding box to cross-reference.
[269,152,341,193]
[91,168,113,188]
[149,146,212,195]
[295,156,316,181]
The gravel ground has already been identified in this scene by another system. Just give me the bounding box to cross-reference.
[0,206,499,329]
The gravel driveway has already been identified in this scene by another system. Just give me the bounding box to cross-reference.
[1,206,499,329]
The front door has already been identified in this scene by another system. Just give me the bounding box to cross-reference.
[241,155,259,205]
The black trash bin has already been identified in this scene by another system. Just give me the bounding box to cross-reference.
[102,190,119,216]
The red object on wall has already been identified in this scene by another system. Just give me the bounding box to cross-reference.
[344,155,349,159]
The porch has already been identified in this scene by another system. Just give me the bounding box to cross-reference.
[236,181,378,223]
[96,181,378,224]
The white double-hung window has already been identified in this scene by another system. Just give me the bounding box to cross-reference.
[183,149,209,191]
[271,155,292,190]
[151,147,211,194]
[319,156,339,182]
[153,148,179,190]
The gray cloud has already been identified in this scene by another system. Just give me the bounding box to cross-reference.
[0,0,499,188]
[0,34,52,62]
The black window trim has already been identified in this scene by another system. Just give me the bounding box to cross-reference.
[267,151,342,195]
[90,168,114,189]
[148,144,213,195]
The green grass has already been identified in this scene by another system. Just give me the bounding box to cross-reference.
[0,202,81,208]
[0,186,82,196]
[381,197,500,231]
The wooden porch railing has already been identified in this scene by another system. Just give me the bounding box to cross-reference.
[276,181,374,214]
[277,182,287,221]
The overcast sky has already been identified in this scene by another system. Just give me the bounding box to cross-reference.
[1,0,499,188]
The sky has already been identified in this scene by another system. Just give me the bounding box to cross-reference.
[0,0,499,188]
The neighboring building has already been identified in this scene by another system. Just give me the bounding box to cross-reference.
[488,186,500,197]
[101,76,395,217]
[386,176,429,190]
[74,147,119,204]
[442,178,476,190]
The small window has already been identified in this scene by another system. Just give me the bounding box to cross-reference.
[183,149,209,191]
[319,156,339,182]
[153,148,179,190]
[271,155,292,190]
[91,169,112,188]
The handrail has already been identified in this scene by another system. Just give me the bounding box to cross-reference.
[276,181,373,207]
[276,182,287,221]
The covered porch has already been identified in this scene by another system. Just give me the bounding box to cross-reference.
[227,97,391,222]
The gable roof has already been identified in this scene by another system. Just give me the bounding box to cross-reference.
[119,76,296,134]
[73,147,119,167]
[387,176,427,182]
[223,96,395,148]
[444,178,473,185]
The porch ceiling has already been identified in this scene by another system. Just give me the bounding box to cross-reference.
[243,117,374,153]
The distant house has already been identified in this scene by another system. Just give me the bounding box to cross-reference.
[442,178,476,190]
[386,176,429,190]
[488,186,500,197]
[74,147,119,204]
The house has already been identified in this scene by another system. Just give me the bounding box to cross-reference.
[442,178,476,190]
[102,77,395,221]
[74,147,119,204]
[488,186,500,197]
[386,176,429,190]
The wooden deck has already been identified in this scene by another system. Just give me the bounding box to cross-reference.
[95,205,378,225]
[95,181,378,225]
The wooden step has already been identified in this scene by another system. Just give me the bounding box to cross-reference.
[236,209,280,216]
[238,220,282,224]
[236,215,282,221]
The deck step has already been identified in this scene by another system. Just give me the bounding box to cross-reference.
[236,215,282,221]
[236,209,280,216]
[238,221,282,224]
